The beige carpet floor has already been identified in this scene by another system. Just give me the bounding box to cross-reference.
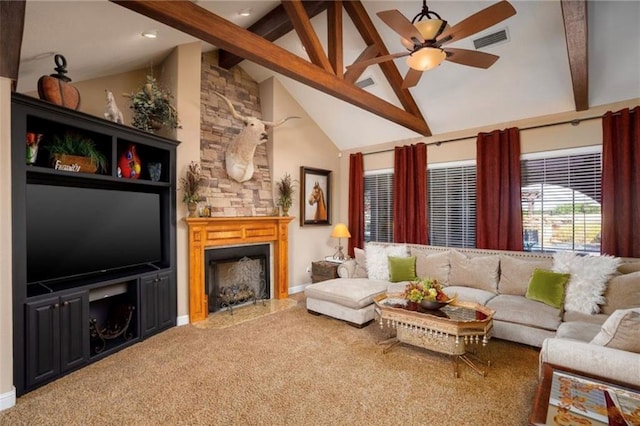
[0,294,541,425]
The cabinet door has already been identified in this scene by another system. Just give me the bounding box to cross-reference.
[25,296,61,389]
[140,275,159,337]
[140,272,175,338]
[155,273,174,330]
[59,291,90,373]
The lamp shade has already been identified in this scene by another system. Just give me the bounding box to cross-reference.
[406,47,446,71]
[331,223,351,239]
[401,19,447,49]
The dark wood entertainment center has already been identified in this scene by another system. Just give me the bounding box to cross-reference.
[11,93,179,395]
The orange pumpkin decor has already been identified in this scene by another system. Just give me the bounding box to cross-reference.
[37,54,81,110]
[118,144,141,179]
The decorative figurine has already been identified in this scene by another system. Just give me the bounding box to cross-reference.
[104,89,124,124]
[118,144,141,179]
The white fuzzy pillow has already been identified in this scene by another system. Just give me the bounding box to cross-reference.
[365,243,408,280]
[553,251,621,314]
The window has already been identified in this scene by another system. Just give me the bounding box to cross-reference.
[428,162,476,248]
[521,147,602,253]
[364,171,393,242]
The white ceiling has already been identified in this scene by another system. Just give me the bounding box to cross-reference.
[17,1,640,151]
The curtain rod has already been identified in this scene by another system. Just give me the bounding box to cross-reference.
[362,111,618,157]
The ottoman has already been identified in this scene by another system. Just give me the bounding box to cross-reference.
[304,278,389,327]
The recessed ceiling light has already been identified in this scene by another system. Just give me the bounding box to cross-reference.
[141,30,158,39]
[238,8,252,17]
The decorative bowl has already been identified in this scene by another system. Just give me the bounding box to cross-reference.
[419,295,456,310]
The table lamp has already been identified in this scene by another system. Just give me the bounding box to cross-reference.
[330,223,351,261]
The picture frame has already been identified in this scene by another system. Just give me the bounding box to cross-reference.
[300,166,331,226]
[530,363,640,426]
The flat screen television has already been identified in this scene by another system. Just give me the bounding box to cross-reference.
[26,184,162,284]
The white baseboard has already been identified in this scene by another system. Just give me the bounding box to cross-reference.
[176,315,190,326]
[0,387,16,412]
[289,283,310,295]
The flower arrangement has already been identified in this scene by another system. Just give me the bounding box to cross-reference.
[125,74,179,133]
[179,161,206,205]
[403,278,450,303]
[276,173,296,215]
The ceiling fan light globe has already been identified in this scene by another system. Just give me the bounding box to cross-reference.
[399,19,448,50]
[414,19,447,40]
[406,47,446,71]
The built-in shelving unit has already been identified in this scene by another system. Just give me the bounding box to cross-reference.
[11,93,179,395]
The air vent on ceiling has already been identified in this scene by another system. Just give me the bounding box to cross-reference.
[356,77,375,89]
[473,28,509,50]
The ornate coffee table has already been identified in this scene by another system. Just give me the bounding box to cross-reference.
[373,294,495,378]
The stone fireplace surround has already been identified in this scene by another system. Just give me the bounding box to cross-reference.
[185,216,294,323]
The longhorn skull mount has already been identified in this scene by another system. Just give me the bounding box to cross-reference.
[214,91,299,183]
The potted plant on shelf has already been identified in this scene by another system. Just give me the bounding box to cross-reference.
[125,74,179,133]
[44,132,108,174]
[180,161,206,217]
[276,173,296,216]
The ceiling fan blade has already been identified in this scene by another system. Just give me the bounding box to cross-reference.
[377,9,425,44]
[402,68,423,89]
[444,48,499,69]
[436,1,516,46]
[346,52,410,70]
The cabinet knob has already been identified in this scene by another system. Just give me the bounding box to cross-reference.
[53,303,59,309]
[63,301,69,307]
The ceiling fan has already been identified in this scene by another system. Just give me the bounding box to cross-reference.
[349,0,517,89]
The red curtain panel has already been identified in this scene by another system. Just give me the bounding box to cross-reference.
[476,128,523,250]
[601,106,640,257]
[348,152,365,257]
[393,143,427,244]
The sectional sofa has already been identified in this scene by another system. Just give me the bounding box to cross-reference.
[304,242,640,386]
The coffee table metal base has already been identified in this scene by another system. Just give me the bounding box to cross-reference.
[377,328,491,378]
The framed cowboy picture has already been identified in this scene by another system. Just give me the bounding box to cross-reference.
[300,167,331,226]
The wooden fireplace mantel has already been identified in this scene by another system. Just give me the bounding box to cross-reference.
[184,216,294,323]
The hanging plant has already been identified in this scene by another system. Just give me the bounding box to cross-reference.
[125,74,179,133]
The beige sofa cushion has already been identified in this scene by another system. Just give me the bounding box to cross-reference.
[410,248,450,285]
[618,261,640,274]
[498,255,553,296]
[601,271,640,315]
[353,247,368,278]
[590,308,640,353]
[449,250,499,293]
[487,295,562,331]
[304,278,389,310]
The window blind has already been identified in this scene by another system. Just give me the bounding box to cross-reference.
[364,172,393,243]
[521,149,601,253]
[428,165,477,248]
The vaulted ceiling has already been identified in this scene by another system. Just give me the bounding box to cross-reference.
[6,1,640,150]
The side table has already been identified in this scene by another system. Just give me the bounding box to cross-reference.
[311,260,340,283]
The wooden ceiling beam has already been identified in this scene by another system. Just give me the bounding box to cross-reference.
[343,1,429,133]
[327,1,344,78]
[218,1,328,70]
[0,0,26,91]
[561,0,589,111]
[111,0,431,136]
[282,0,333,73]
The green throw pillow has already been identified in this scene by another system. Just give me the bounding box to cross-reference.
[388,256,417,282]
[525,269,570,309]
